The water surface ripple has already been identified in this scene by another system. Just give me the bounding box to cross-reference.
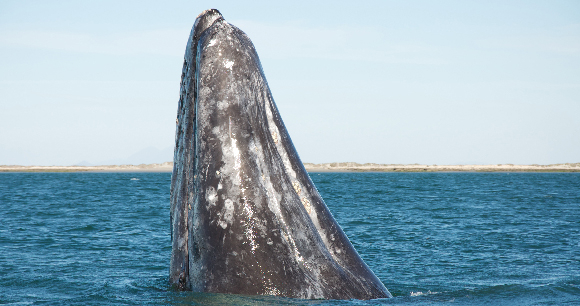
[1,172,579,305]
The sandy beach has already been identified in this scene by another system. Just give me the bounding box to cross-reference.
[1,162,579,172]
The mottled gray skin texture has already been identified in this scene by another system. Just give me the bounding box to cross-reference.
[170,9,392,300]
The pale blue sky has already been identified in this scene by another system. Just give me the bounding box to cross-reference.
[1,0,579,165]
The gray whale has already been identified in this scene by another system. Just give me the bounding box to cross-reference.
[169,9,392,300]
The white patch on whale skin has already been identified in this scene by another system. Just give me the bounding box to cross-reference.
[292,181,301,194]
[231,138,241,171]
[206,186,218,207]
[224,59,234,70]
[217,100,229,110]
[219,198,235,229]
[301,197,312,214]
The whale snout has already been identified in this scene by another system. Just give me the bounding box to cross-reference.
[193,9,223,40]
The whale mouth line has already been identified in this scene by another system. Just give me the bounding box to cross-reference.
[170,8,392,300]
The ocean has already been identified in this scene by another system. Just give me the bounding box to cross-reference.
[1,172,579,305]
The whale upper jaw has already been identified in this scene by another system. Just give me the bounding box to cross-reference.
[170,9,392,300]
[192,9,223,40]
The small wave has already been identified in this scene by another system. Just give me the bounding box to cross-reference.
[410,290,439,296]
[67,224,97,232]
[130,178,140,181]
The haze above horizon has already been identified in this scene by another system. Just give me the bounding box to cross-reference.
[1,0,579,166]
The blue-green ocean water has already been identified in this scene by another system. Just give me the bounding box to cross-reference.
[1,172,579,305]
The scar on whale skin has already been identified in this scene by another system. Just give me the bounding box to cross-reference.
[169,8,392,300]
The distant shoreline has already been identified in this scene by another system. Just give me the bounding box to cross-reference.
[303,162,580,173]
[0,162,174,173]
[1,162,579,173]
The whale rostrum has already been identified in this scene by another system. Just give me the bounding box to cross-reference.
[170,9,392,300]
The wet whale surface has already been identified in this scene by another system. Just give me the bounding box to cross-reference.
[170,9,392,300]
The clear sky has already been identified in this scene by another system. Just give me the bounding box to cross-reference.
[1,0,579,166]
